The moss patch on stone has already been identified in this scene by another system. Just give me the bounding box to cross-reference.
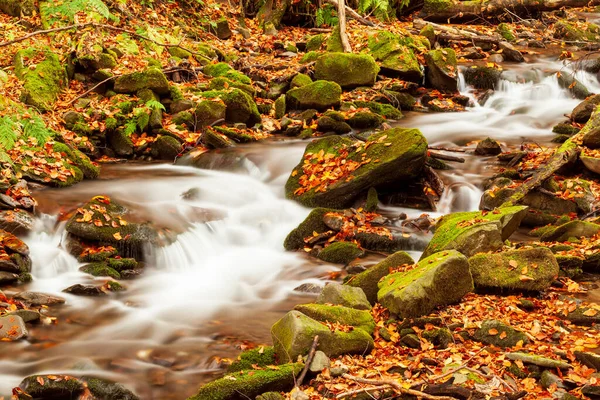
[227,346,277,373]
[286,80,342,111]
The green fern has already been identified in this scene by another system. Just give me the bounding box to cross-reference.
[40,0,117,26]
[315,5,339,27]
[123,120,137,136]
[22,116,54,145]
[358,0,395,20]
[0,117,18,150]
[146,99,166,112]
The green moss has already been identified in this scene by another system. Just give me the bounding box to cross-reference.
[189,363,302,400]
[114,68,170,95]
[20,375,85,398]
[203,62,252,85]
[208,77,255,96]
[422,0,454,14]
[14,49,67,112]
[168,47,192,59]
[348,111,384,129]
[314,53,379,88]
[290,73,312,89]
[294,303,375,334]
[80,263,121,279]
[78,248,117,262]
[365,187,378,212]
[352,101,402,119]
[227,346,277,372]
[52,142,99,179]
[367,32,422,81]
[118,101,134,114]
[552,122,579,136]
[201,89,260,126]
[326,25,344,52]
[300,51,321,64]
[284,208,337,250]
[170,85,184,101]
[213,126,255,143]
[317,241,364,264]
[274,95,286,119]
[422,328,453,348]
[305,34,325,51]
[286,80,342,111]
[107,257,138,271]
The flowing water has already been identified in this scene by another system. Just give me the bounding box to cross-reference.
[1,58,599,398]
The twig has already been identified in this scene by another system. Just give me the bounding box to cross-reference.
[428,146,466,153]
[68,75,118,104]
[425,348,486,383]
[335,384,391,399]
[428,151,465,163]
[341,374,458,400]
[296,335,319,387]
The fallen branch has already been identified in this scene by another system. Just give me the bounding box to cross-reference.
[68,75,117,105]
[428,146,466,153]
[296,335,319,388]
[341,374,458,400]
[429,151,466,163]
[437,33,500,44]
[335,384,391,399]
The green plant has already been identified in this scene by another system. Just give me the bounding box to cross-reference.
[40,0,118,26]
[0,115,54,150]
[315,4,339,27]
[359,0,396,20]
[122,99,164,136]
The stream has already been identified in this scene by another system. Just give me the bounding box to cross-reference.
[1,57,599,399]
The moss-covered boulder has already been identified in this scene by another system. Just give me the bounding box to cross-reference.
[317,283,371,310]
[52,142,99,179]
[284,208,336,250]
[0,230,31,275]
[469,248,559,292]
[463,66,501,90]
[540,220,600,242]
[314,53,379,89]
[285,128,427,208]
[351,101,403,120]
[189,363,302,400]
[14,49,67,112]
[345,251,414,304]
[80,262,121,279]
[475,137,502,155]
[208,77,255,97]
[367,32,423,82]
[20,375,85,399]
[497,23,516,41]
[421,206,528,259]
[317,241,364,264]
[107,129,134,157]
[294,303,375,334]
[203,62,251,85]
[290,73,312,88]
[506,352,571,370]
[378,250,473,318]
[425,48,458,92]
[83,377,139,400]
[114,68,169,95]
[152,135,182,160]
[473,320,529,348]
[581,105,600,149]
[200,89,260,126]
[572,94,600,123]
[271,311,374,362]
[0,0,36,16]
[65,197,157,260]
[347,111,384,129]
[286,80,341,111]
[227,346,277,373]
[306,34,325,52]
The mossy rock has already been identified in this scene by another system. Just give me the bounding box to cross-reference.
[314,53,379,89]
[422,327,453,348]
[563,306,600,325]
[540,220,600,242]
[80,262,121,279]
[468,248,559,292]
[200,89,260,126]
[114,68,169,95]
[316,116,352,134]
[556,255,583,278]
[347,111,384,129]
[552,122,580,136]
[463,66,501,90]
[381,90,416,111]
[192,99,228,129]
[189,363,302,400]
[107,129,134,157]
[271,311,374,363]
[352,101,402,119]
[290,73,312,89]
[294,303,375,334]
[286,80,342,111]
[421,206,528,259]
[20,375,85,399]
[0,0,36,16]
[168,47,192,59]
[317,283,371,310]
[326,25,344,52]
[300,51,322,64]
[208,77,255,97]
[65,197,158,260]
[14,49,67,112]
[106,257,138,271]
[367,32,423,82]
[52,142,99,180]
[284,208,336,250]
[473,320,529,348]
[506,352,571,369]
[285,128,427,208]
[152,135,182,160]
[378,250,473,318]
[204,128,235,148]
[554,20,600,41]
[317,241,364,264]
[572,94,600,123]
[421,0,453,15]
[581,105,600,149]
[425,48,458,92]
[345,251,414,304]
[203,62,252,85]
[305,34,325,52]
[227,346,277,373]
[83,377,139,400]
[274,95,286,119]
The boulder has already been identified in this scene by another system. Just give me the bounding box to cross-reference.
[286,80,342,111]
[20,375,85,399]
[203,62,251,84]
[227,347,276,372]
[107,130,134,157]
[152,135,182,160]
[290,73,312,88]
[200,89,260,126]
[63,284,106,296]
[421,206,527,259]
[317,242,364,264]
[424,48,458,92]
[284,208,335,250]
[65,196,158,260]
[473,320,529,348]
[581,155,600,175]
[562,306,600,325]
[114,68,169,95]
[498,41,524,63]
[12,291,65,306]
[294,303,375,334]
[581,105,600,148]
[82,377,139,400]
[285,128,427,208]
[463,66,501,90]
[575,351,600,371]
[271,311,374,362]
[469,248,559,292]
[0,230,31,276]
[189,363,302,400]
[475,137,502,155]
[14,49,67,111]
[540,220,600,242]
[317,283,370,310]
[345,251,414,304]
[377,250,473,318]
[0,314,27,340]
[367,31,424,81]
[557,73,590,100]
[316,116,352,134]
[572,94,600,123]
[314,53,379,88]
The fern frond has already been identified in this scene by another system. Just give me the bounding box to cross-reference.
[40,0,117,26]
[123,120,137,136]
[0,117,18,151]
[146,99,166,112]
[22,116,53,146]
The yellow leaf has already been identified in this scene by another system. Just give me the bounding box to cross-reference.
[583,308,598,316]
[113,232,122,241]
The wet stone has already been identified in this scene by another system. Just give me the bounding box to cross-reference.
[13,291,66,306]
[0,315,27,340]
[63,284,106,296]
